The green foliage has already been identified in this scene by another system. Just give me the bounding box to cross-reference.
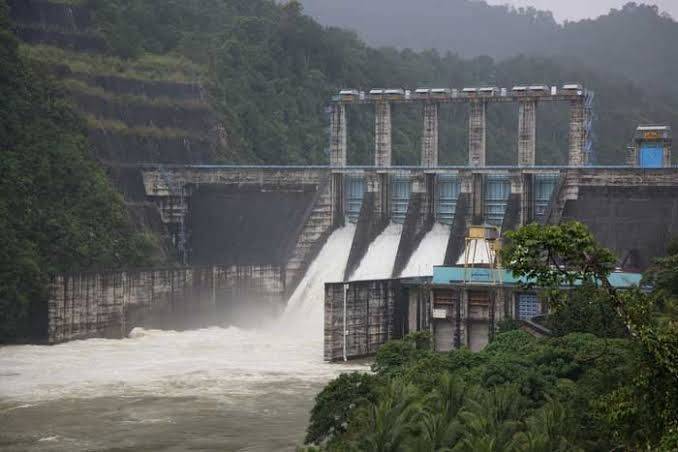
[502,222,678,448]
[502,222,617,306]
[58,0,678,165]
[310,225,677,450]
[309,332,635,450]
[496,317,523,334]
[0,2,158,342]
[305,372,380,445]
[302,1,678,102]
[546,284,628,338]
[372,331,434,378]
[310,331,638,451]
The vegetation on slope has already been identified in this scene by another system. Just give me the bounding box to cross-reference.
[72,0,678,165]
[306,223,678,450]
[0,1,159,342]
[301,1,678,99]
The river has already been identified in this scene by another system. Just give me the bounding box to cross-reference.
[0,226,367,451]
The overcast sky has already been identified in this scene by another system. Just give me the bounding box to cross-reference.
[483,0,677,22]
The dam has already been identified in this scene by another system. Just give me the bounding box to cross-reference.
[40,85,676,346]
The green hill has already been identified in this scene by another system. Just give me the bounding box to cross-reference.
[300,0,678,99]
[0,1,160,342]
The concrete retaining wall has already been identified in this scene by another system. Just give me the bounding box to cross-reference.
[324,279,408,361]
[48,265,284,344]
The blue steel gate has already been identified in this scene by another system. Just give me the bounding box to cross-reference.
[534,173,558,224]
[390,176,411,224]
[437,175,460,225]
[640,143,664,168]
[484,176,510,227]
[517,293,541,320]
[344,175,365,223]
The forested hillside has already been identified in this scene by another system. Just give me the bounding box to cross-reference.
[0,1,159,342]
[300,1,678,99]
[14,0,676,166]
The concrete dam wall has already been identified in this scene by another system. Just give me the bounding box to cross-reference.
[48,266,284,344]
[41,167,678,345]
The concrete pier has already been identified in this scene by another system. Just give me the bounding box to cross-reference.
[329,103,347,167]
[375,102,392,167]
[392,173,435,277]
[518,100,537,166]
[469,101,487,167]
[422,103,439,167]
[568,99,585,166]
[344,172,390,280]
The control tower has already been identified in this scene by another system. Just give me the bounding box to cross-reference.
[628,125,672,167]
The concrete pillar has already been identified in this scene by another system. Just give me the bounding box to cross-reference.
[519,173,534,225]
[518,100,537,166]
[331,172,345,227]
[329,103,347,167]
[568,99,585,166]
[471,173,484,224]
[422,103,439,167]
[626,145,639,167]
[375,102,392,167]
[468,101,487,167]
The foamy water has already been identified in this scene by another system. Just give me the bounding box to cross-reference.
[350,223,403,280]
[283,224,356,338]
[0,225,363,451]
[400,223,451,277]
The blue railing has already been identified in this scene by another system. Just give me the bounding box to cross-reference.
[135,164,678,171]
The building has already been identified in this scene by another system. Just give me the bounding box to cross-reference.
[324,230,642,361]
[627,125,672,168]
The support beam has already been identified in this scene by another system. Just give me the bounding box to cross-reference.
[329,103,347,167]
[331,172,344,227]
[392,173,435,277]
[518,100,537,166]
[568,99,585,166]
[344,172,390,280]
[422,103,439,167]
[468,101,487,167]
[375,102,392,167]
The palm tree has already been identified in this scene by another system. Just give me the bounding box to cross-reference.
[415,373,466,451]
[453,385,524,452]
[513,399,581,452]
[355,379,422,452]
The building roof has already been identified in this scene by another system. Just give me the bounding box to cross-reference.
[432,266,642,288]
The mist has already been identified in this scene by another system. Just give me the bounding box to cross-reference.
[484,0,677,22]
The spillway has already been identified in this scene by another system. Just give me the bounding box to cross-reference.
[0,225,361,451]
[282,224,356,337]
[350,223,403,280]
[401,223,451,277]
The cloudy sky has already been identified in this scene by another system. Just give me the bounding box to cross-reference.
[483,0,677,22]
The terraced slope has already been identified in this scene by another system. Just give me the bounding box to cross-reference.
[9,0,230,166]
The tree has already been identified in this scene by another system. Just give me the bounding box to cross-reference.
[502,221,677,448]
[0,2,158,342]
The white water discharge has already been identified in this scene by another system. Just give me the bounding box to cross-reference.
[401,223,452,277]
[0,225,360,451]
[350,223,403,280]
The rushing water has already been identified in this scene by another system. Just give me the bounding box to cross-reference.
[400,223,451,277]
[0,225,364,451]
[350,223,403,280]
